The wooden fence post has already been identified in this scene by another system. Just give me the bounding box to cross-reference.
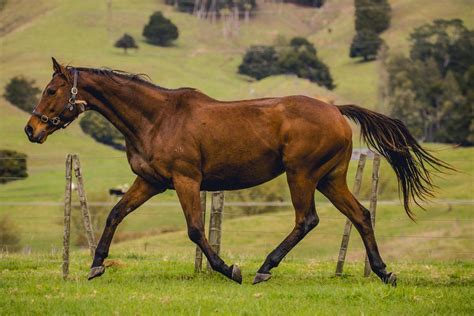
[62,154,73,280]
[335,153,367,276]
[195,191,207,272]
[207,191,224,271]
[72,154,96,256]
[364,154,381,277]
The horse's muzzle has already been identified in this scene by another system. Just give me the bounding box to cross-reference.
[24,124,46,143]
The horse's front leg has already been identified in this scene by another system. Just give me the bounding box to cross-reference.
[88,176,163,280]
[173,173,242,284]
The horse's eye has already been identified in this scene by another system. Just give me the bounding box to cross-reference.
[47,88,56,95]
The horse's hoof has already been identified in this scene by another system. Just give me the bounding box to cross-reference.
[88,265,105,280]
[385,272,397,287]
[253,272,272,285]
[230,264,242,284]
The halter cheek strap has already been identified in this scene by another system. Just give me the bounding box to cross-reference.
[32,69,88,128]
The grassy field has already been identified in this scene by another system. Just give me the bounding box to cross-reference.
[1,254,473,315]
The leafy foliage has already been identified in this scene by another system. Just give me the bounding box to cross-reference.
[385,19,474,145]
[355,0,391,34]
[0,215,21,252]
[79,112,125,151]
[238,46,280,80]
[3,76,41,112]
[0,150,27,184]
[283,0,325,8]
[239,37,334,90]
[350,29,384,61]
[114,33,138,53]
[142,11,179,46]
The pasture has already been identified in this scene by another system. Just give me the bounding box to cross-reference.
[1,254,472,315]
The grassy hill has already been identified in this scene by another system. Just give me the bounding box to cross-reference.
[0,0,472,257]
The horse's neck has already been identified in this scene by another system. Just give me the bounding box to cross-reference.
[81,74,170,144]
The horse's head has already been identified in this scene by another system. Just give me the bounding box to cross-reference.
[24,57,86,143]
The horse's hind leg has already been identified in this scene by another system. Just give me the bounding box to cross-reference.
[253,169,319,284]
[318,173,397,286]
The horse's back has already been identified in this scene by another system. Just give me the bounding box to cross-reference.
[194,95,352,190]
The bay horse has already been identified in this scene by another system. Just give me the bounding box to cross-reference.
[25,58,449,285]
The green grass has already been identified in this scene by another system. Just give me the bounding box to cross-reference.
[1,254,473,315]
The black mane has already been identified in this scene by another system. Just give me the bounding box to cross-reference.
[67,66,194,92]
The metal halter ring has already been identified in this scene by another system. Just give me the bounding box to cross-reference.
[40,115,49,123]
[71,87,78,95]
[51,117,61,125]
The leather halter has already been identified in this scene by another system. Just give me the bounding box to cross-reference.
[32,69,87,129]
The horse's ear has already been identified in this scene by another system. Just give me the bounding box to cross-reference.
[51,57,64,75]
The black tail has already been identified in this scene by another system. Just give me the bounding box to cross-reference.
[338,104,453,220]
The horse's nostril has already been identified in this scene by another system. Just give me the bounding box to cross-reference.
[25,125,34,137]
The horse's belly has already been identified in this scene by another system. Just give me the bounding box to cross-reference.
[200,153,285,191]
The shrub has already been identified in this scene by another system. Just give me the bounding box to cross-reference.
[283,0,325,8]
[3,76,41,112]
[0,215,21,252]
[0,150,27,184]
[79,112,125,151]
[238,46,281,80]
[238,37,334,90]
[142,11,179,46]
[114,33,138,53]
[355,0,391,34]
[350,29,384,61]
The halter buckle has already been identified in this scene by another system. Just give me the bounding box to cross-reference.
[52,117,61,125]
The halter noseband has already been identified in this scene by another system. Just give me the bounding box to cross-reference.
[32,69,87,129]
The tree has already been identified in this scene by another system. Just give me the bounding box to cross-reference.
[283,0,325,8]
[355,0,391,34]
[114,33,138,53]
[238,38,334,90]
[0,150,28,184]
[290,37,317,55]
[350,29,384,61]
[79,112,125,151]
[385,19,474,145]
[409,19,474,89]
[279,38,334,89]
[142,12,179,46]
[238,46,281,80]
[3,76,41,112]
